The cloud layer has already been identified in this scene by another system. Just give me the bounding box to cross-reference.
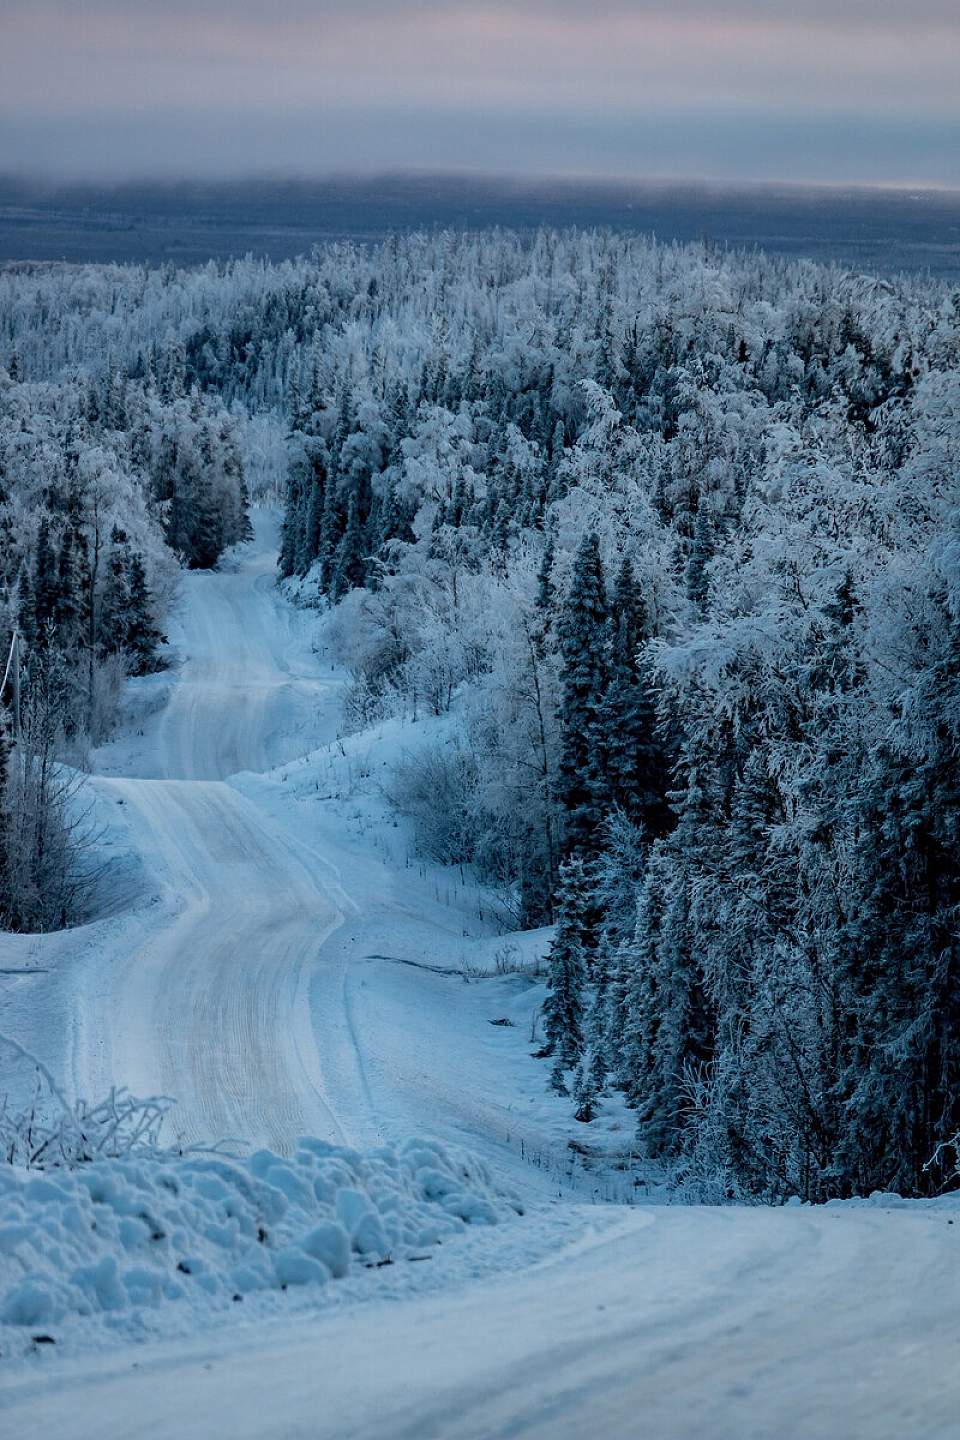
[1,2,958,184]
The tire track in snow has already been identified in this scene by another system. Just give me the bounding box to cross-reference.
[101,778,349,1152]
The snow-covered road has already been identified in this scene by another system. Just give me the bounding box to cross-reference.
[89,776,349,1152]
[4,1200,958,1439]
[128,533,338,782]
[4,518,959,1438]
[63,523,363,1152]
[59,523,573,1171]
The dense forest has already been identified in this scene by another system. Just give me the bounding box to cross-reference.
[3,231,959,1201]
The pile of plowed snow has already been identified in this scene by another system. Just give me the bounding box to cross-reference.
[0,1137,523,1334]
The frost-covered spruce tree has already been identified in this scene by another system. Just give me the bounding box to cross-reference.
[278,461,305,579]
[535,536,555,620]
[557,531,608,854]
[301,469,327,576]
[125,553,167,676]
[573,1063,597,1123]
[292,444,327,578]
[317,478,346,592]
[585,812,649,1087]
[549,1054,569,1096]
[695,742,804,1196]
[685,506,714,614]
[599,557,671,838]
[825,558,960,1196]
[330,495,366,601]
[542,856,590,1080]
[817,568,863,695]
[633,770,715,1159]
[614,840,686,1119]
[97,527,130,659]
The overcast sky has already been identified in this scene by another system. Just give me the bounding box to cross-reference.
[1,0,958,186]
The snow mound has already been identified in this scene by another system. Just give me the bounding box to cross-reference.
[0,1137,523,1332]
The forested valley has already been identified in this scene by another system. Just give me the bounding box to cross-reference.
[3,230,960,1201]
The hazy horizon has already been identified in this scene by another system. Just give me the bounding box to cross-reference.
[4,168,960,198]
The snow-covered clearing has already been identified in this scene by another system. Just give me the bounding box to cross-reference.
[1,516,958,1437]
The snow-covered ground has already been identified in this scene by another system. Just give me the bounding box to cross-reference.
[2,516,958,1438]
[4,1194,960,1440]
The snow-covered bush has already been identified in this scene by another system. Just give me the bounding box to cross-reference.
[1,1088,175,1172]
[386,739,480,866]
[0,1037,175,1170]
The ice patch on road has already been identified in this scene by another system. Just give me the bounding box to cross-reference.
[0,1137,523,1344]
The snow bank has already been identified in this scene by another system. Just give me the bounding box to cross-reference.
[0,1137,523,1333]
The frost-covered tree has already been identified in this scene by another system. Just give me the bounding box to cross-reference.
[556,532,609,854]
[542,856,590,1075]
[599,557,671,837]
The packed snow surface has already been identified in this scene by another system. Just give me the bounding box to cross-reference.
[3,1198,959,1439]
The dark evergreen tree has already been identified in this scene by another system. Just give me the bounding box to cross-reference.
[535,536,555,615]
[33,517,57,640]
[368,479,414,587]
[600,556,671,837]
[633,772,715,1157]
[187,467,225,570]
[573,1063,597,1123]
[125,553,167,675]
[542,856,589,1075]
[827,592,960,1195]
[53,526,79,646]
[330,495,366,601]
[278,465,304,579]
[615,849,665,1106]
[818,568,863,694]
[317,477,345,592]
[557,531,609,853]
[685,506,713,613]
[98,527,130,659]
[300,454,326,574]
